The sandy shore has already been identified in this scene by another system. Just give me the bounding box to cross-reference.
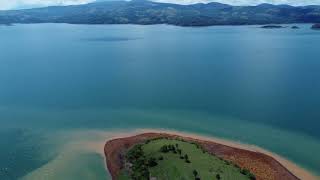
[100,128,318,180]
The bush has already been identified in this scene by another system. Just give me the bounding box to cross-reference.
[168,144,176,151]
[240,168,256,179]
[248,173,256,180]
[240,169,250,175]
[184,154,189,159]
[127,144,150,180]
[216,174,221,180]
[148,157,158,167]
[158,156,164,160]
[234,164,240,169]
[193,170,198,177]
[126,144,144,161]
[177,149,182,155]
[160,145,169,153]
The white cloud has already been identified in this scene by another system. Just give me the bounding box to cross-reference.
[0,0,319,10]
[0,0,95,10]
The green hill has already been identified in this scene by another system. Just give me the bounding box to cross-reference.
[1,0,320,26]
[120,138,255,180]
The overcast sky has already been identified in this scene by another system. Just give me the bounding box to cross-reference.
[1,0,320,10]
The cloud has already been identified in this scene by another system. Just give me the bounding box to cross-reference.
[0,0,95,10]
[0,0,319,10]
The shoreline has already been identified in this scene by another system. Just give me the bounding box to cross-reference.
[100,128,318,180]
[2,23,316,28]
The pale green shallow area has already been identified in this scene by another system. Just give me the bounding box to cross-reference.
[23,153,108,180]
[4,108,318,180]
[20,130,112,180]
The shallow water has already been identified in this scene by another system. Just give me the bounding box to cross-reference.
[0,24,320,179]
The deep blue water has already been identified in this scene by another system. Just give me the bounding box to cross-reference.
[0,24,320,179]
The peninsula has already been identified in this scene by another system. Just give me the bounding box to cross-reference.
[104,132,305,180]
[311,23,320,30]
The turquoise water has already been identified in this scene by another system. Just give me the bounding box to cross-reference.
[0,24,320,179]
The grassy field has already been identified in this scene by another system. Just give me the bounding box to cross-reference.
[121,138,254,180]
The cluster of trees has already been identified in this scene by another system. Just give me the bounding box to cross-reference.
[126,144,149,180]
[127,138,256,180]
[126,144,162,180]
[192,169,222,180]
[160,143,191,163]
[159,144,177,153]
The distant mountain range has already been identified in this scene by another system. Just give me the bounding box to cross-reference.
[0,0,320,26]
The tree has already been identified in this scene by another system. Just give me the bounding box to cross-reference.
[177,149,182,155]
[248,173,256,180]
[240,169,250,175]
[126,144,144,162]
[160,145,169,153]
[184,154,191,163]
[148,157,158,167]
[171,145,176,151]
[184,154,189,160]
[193,170,198,177]
[216,174,221,180]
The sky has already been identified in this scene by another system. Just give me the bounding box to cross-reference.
[0,0,320,10]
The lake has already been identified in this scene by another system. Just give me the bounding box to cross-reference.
[0,24,319,179]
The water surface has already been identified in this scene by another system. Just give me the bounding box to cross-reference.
[0,24,320,179]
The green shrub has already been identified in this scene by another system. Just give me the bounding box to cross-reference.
[193,169,198,177]
[148,157,158,167]
[184,154,189,159]
[234,164,240,169]
[240,169,250,175]
[248,173,256,180]
[160,145,169,153]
